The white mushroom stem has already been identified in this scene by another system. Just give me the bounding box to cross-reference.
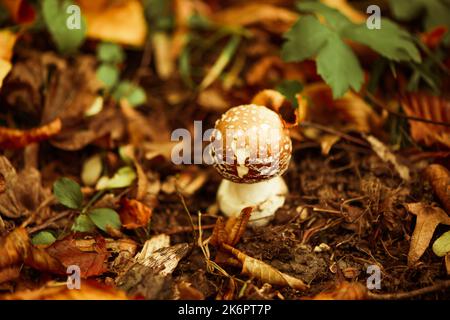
[217,176,288,227]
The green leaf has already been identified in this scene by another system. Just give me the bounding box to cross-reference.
[96,63,119,89]
[88,208,122,232]
[112,81,147,107]
[432,230,450,257]
[97,42,125,64]
[81,154,103,186]
[31,231,56,246]
[72,214,96,232]
[96,166,137,190]
[297,1,351,32]
[316,33,364,98]
[276,80,303,107]
[281,15,331,62]
[42,0,87,54]
[53,177,83,209]
[341,19,421,63]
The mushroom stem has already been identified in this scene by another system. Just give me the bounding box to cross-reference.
[217,176,288,227]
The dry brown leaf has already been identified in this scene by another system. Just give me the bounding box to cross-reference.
[252,89,299,128]
[301,83,384,134]
[209,216,227,247]
[212,3,298,33]
[0,156,52,219]
[46,235,109,278]
[0,118,62,149]
[2,281,128,300]
[77,0,147,46]
[119,197,153,230]
[405,203,450,266]
[423,164,450,213]
[0,266,20,284]
[308,281,368,300]
[0,227,29,269]
[402,93,450,148]
[222,243,308,290]
[226,207,253,246]
[366,135,411,182]
[176,281,205,300]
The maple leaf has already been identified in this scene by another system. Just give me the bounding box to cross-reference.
[405,203,450,266]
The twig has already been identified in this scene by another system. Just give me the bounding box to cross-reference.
[27,210,72,234]
[368,280,450,300]
[365,91,450,128]
[165,224,216,235]
[299,121,369,147]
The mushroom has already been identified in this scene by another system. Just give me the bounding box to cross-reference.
[210,104,292,227]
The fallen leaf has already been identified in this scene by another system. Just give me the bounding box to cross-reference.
[0,227,29,269]
[78,0,147,46]
[212,3,298,34]
[0,156,52,219]
[222,243,308,290]
[176,281,205,300]
[0,267,20,284]
[0,30,16,89]
[46,235,109,278]
[0,118,62,149]
[402,93,450,148]
[2,281,128,300]
[252,89,299,128]
[119,198,153,229]
[320,0,366,23]
[366,135,411,182]
[423,164,450,213]
[225,207,253,246]
[405,203,450,266]
[307,281,368,300]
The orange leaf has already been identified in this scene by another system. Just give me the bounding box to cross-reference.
[423,164,450,213]
[252,89,299,128]
[405,203,450,266]
[77,0,147,46]
[402,93,450,148]
[2,281,128,300]
[226,207,253,246]
[420,26,448,49]
[0,227,29,269]
[222,243,309,290]
[0,118,62,149]
[0,30,17,89]
[119,198,153,230]
[308,281,368,300]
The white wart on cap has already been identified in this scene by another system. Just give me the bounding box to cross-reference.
[210,104,292,184]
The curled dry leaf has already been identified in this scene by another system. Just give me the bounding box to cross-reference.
[77,0,147,46]
[0,156,52,219]
[423,164,450,213]
[2,281,128,300]
[307,281,368,300]
[366,135,411,182]
[212,3,298,34]
[405,203,450,266]
[402,93,450,148]
[222,243,309,291]
[225,207,253,246]
[0,118,62,149]
[119,198,153,230]
[252,89,299,128]
[0,227,29,269]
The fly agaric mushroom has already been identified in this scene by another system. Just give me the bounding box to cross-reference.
[210,104,292,226]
